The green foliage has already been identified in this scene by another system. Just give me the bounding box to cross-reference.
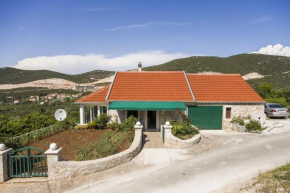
[171,121,198,140]
[106,117,122,131]
[119,116,137,131]
[254,83,290,108]
[266,98,288,107]
[0,112,55,138]
[2,125,65,149]
[231,116,245,126]
[246,120,265,131]
[257,83,276,98]
[89,114,111,129]
[76,130,133,161]
[0,67,115,84]
[144,53,290,89]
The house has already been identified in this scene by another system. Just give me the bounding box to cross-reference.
[75,68,264,131]
[13,100,19,104]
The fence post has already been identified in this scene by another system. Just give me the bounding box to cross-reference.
[0,145,12,182]
[44,144,62,180]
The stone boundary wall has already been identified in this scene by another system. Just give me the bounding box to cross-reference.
[162,125,201,149]
[45,126,143,181]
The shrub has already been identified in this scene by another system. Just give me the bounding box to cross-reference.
[74,125,89,130]
[171,121,198,140]
[231,116,245,126]
[119,116,137,131]
[89,114,111,130]
[246,120,265,131]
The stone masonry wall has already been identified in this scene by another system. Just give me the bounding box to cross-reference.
[108,110,126,123]
[159,111,184,125]
[223,104,264,131]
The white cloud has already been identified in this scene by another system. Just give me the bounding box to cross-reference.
[13,50,200,74]
[252,44,290,57]
[245,16,272,25]
[106,21,190,31]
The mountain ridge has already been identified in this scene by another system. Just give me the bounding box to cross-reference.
[1,53,290,89]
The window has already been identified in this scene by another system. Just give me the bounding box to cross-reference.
[127,110,138,118]
[226,108,231,119]
[100,106,107,115]
[93,106,98,118]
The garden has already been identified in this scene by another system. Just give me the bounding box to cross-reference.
[231,116,266,132]
[1,114,137,161]
[170,110,199,140]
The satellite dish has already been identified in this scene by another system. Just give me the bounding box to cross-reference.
[54,109,67,121]
[251,111,266,125]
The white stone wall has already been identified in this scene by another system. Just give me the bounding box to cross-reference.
[162,125,201,149]
[222,104,264,131]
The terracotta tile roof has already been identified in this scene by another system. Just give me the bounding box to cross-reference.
[186,74,264,102]
[75,84,110,103]
[107,71,193,101]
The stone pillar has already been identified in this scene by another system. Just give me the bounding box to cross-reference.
[44,147,62,181]
[161,124,172,144]
[0,147,12,182]
[80,105,85,124]
[134,122,143,147]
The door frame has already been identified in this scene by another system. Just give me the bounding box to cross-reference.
[145,110,159,131]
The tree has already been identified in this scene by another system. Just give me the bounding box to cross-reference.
[257,83,276,98]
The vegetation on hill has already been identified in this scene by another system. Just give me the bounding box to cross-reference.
[145,54,290,89]
[0,99,79,140]
[0,87,80,103]
[256,83,290,108]
[0,67,114,84]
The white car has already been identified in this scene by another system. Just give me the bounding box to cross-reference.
[265,103,289,118]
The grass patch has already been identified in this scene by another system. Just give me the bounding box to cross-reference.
[240,163,290,192]
[76,130,134,161]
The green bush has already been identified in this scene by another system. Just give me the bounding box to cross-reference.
[119,116,137,131]
[107,119,122,131]
[246,120,265,131]
[89,114,111,129]
[171,121,198,140]
[231,116,245,126]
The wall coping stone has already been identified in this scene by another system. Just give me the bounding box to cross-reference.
[0,148,12,155]
[45,147,62,155]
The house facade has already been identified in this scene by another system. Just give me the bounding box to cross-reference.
[75,70,265,131]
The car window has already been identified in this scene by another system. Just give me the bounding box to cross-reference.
[269,104,284,108]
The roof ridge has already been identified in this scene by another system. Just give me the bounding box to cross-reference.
[186,73,241,76]
[118,71,184,73]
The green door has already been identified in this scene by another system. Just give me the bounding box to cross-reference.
[188,106,223,130]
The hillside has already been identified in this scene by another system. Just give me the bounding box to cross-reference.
[144,54,290,89]
[0,67,115,84]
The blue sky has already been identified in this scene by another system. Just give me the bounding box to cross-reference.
[0,0,290,74]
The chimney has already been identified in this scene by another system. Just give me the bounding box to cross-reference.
[138,62,142,72]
